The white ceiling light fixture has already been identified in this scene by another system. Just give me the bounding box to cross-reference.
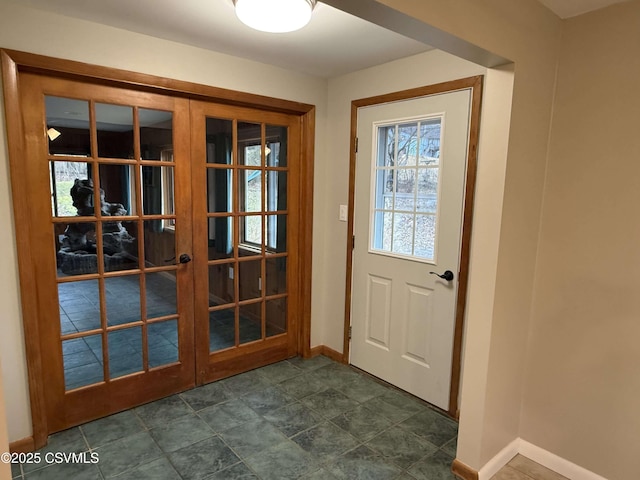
[234,0,316,33]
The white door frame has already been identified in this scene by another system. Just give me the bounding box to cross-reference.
[342,76,484,417]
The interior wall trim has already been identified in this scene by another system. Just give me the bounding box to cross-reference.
[1,49,49,452]
[519,440,607,480]
[476,438,608,480]
[452,458,479,480]
[308,345,344,363]
[9,436,34,454]
[477,438,519,480]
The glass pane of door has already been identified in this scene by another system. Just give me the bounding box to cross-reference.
[95,103,133,159]
[45,94,189,396]
[45,97,91,157]
[198,114,291,368]
[371,117,442,262]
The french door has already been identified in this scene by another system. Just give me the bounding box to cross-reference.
[17,72,301,434]
[190,102,300,383]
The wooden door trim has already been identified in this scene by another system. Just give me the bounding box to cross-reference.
[1,49,314,115]
[343,76,483,417]
[451,459,480,480]
[1,48,315,449]
[299,109,315,358]
[0,50,49,450]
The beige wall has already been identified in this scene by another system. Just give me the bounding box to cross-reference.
[0,360,10,480]
[522,2,640,479]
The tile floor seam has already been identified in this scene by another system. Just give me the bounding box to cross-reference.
[78,424,107,480]
[164,433,223,480]
[363,425,442,472]
[241,437,320,478]
[214,423,272,466]
[281,415,328,441]
[105,431,164,479]
[130,407,151,433]
[197,456,248,480]
[78,425,92,453]
[300,440,367,470]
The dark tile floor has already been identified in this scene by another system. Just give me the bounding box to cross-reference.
[11,356,458,480]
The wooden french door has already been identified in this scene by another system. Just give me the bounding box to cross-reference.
[190,102,300,383]
[17,72,301,434]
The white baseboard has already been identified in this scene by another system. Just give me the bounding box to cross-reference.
[519,440,608,480]
[478,438,520,480]
[476,438,607,480]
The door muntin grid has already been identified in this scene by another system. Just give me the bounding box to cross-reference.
[206,119,289,353]
[47,96,182,391]
[370,115,443,264]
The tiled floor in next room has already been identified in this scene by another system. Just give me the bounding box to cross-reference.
[11,356,459,480]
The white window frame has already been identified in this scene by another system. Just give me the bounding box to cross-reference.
[239,140,281,252]
[368,114,444,264]
[160,148,175,232]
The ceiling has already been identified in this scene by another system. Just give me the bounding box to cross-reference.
[14,0,433,78]
[12,0,630,78]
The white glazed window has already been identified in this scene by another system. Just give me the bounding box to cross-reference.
[370,117,442,263]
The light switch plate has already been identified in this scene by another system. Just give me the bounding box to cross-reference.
[339,204,348,222]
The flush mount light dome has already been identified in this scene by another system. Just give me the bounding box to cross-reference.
[234,0,316,33]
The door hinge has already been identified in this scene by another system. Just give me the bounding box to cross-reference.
[355,137,358,153]
[352,235,355,250]
[348,325,352,340]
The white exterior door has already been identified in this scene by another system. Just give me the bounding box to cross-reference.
[350,88,472,410]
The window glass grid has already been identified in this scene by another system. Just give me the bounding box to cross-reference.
[237,125,287,253]
[371,117,441,262]
[48,97,182,390]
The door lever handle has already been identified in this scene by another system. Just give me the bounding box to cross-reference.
[430,270,454,281]
[179,253,192,264]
